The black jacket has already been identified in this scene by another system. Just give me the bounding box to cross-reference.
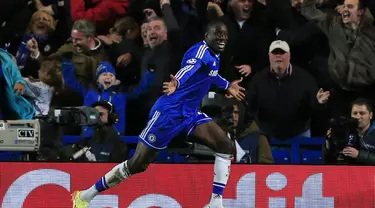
[219,2,274,85]
[61,125,128,162]
[126,3,184,135]
[246,65,322,139]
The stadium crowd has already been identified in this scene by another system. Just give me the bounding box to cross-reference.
[0,0,375,164]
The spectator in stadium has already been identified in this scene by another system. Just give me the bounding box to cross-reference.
[171,0,225,50]
[61,60,154,135]
[127,0,184,135]
[245,40,330,140]
[324,98,375,165]
[219,0,274,86]
[10,10,68,80]
[230,102,274,164]
[70,0,129,35]
[298,0,375,117]
[100,17,143,87]
[269,0,332,87]
[27,19,108,107]
[61,101,129,162]
[23,59,63,117]
[0,49,34,120]
[28,19,107,84]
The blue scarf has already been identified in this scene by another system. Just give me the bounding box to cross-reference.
[15,34,49,69]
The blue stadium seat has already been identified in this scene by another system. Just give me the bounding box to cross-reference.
[269,137,325,164]
[301,150,323,164]
[0,151,21,161]
[272,150,290,164]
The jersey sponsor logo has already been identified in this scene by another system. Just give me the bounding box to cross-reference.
[186,58,197,65]
[209,70,218,77]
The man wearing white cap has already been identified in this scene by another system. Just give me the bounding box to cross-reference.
[268,40,291,77]
[244,40,330,140]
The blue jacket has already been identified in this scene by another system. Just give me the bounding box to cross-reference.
[62,61,154,136]
[0,49,35,119]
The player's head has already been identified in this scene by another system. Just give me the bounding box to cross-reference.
[204,21,228,52]
[147,17,167,48]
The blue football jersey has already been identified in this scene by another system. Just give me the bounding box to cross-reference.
[153,41,229,115]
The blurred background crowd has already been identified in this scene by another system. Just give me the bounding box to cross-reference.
[1,0,375,165]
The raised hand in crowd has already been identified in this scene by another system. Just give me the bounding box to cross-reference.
[97,34,122,46]
[316,88,330,104]
[207,2,225,16]
[116,53,133,67]
[160,0,171,8]
[144,8,158,21]
[235,65,252,77]
[335,5,345,14]
[26,38,40,57]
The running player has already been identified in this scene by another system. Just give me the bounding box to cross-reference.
[72,20,245,208]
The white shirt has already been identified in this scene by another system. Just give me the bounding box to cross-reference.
[23,78,53,116]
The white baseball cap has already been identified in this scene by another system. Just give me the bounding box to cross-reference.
[269,40,290,53]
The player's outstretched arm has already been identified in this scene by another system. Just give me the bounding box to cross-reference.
[226,77,246,101]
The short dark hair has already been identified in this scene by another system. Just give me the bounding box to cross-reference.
[205,20,226,33]
[351,98,373,113]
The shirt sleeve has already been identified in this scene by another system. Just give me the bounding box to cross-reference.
[174,58,204,88]
[214,74,230,90]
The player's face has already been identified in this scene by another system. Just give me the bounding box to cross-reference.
[205,24,228,52]
[146,20,167,48]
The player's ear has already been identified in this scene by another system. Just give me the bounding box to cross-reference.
[204,32,208,39]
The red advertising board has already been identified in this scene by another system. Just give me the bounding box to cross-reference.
[0,163,374,208]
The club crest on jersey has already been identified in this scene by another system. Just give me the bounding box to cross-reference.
[148,134,157,143]
[186,58,197,65]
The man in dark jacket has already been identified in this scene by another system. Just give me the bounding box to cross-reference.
[127,0,184,135]
[219,0,274,86]
[324,98,375,165]
[246,40,330,140]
